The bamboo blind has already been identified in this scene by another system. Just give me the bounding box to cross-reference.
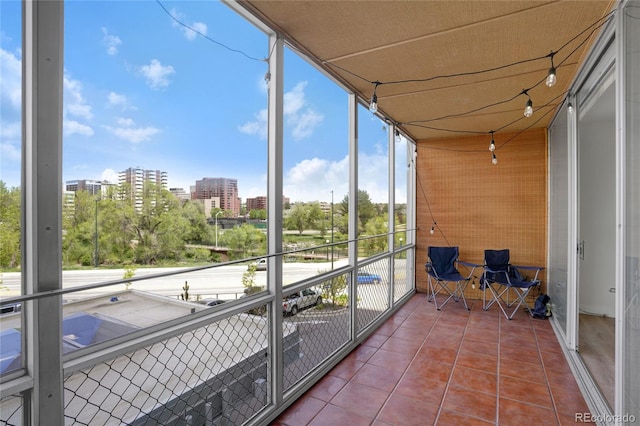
[415,128,548,299]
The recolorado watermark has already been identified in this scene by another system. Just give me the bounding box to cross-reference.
[575,413,636,423]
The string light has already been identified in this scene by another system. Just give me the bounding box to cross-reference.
[546,52,557,87]
[488,131,496,152]
[523,91,534,117]
[430,223,436,235]
[567,102,574,114]
[395,129,402,143]
[369,82,380,113]
[295,11,611,141]
[492,153,498,165]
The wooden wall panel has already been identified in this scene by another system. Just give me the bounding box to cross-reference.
[415,128,548,299]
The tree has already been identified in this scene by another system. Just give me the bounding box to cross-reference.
[220,224,266,259]
[249,209,267,220]
[62,190,97,266]
[182,201,214,244]
[129,183,189,264]
[285,202,324,235]
[0,182,21,269]
[338,189,377,234]
[360,215,389,255]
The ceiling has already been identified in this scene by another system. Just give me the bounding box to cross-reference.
[239,0,616,142]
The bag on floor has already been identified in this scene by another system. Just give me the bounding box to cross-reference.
[532,294,550,319]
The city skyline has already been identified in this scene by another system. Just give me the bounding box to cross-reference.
[0,0,408,204]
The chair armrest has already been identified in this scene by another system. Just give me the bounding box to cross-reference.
[512,265,545,281]
[512,265,545,271]
[457,260,480,274]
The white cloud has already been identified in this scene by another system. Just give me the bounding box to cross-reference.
[116,117,135,127]
[107,91,135,111]
[0,141,21,162]
[139,59,175,90]
[0,120,20,140]
[283,156,349,203]
[169,8,208,41]
[102,27,122,56]
[105,124,160,144]
[64,74,94,120]
[238,109,267,139]
[64,120,95,137]
[239,80,323,141]
[291,109,323,140]
[0,48,22,111]
[283,82,308,115]
[281,150,393,203]
[101,168,119,183]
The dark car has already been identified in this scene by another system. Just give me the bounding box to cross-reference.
[199,299,226,307]
[357,272,382,284]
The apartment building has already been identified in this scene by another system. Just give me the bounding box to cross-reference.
[193,177,240,217]
[118,167,168,210]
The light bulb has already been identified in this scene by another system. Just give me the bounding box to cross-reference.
[524,99,533,117]
[430,226,435,235]
[369,93,378,113]
[489,134,495,152]
[567,102,574,114]
[545,67,557,87]
[395,129,401,143]
[492,153,498,165]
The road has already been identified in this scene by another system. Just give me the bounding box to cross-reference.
[0,260,351,302]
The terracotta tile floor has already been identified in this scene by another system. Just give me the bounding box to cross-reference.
[275,293,590,425]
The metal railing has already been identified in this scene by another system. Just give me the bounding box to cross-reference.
[1,244,415,425]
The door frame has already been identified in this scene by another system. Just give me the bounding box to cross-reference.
[564,17,622,420]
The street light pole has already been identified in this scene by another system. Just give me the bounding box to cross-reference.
[330,190,334,270]
[94,198,99,268]
[215,211,222,248]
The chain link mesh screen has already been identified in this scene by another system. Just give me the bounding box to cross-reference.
[63,308,273,425]
[0,394,22,426]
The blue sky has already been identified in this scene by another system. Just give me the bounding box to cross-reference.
[1,0,407,204]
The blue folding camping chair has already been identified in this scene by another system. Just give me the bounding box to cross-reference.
[425,246,478,310]
[481,249,545,319]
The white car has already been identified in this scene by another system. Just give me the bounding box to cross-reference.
[282,289,322,316]
[248,258,267,271]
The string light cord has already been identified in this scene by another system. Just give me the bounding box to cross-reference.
[417,89,566,154]
[401,13,612,129]
[155,0,267,62]
[324,11,615,90]
[415,164,451,246]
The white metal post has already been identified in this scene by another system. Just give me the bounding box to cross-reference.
[23,0,65,423]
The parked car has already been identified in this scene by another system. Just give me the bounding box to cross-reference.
[282,288,322,316]
[248,258,267,271]
[199,299,226,307]
[357,272,383,284]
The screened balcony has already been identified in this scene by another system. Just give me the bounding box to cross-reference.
[2,1,639,425]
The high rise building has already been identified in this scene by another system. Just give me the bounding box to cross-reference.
[118,167,168,210]
[194,177,240,217]
[246,195,290,213]
[65,179,112,196]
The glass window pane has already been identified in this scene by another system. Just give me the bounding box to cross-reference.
[624,1,640,419]
[61,0,268,319]
[0,0,24,376]
[282,46,348,282]
[548,102,569,335]
[357,105,389,258]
